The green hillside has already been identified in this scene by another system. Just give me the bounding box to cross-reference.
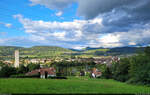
[0,77,150,94]
[20,46,75,58]
[73,48,109,57]
[0,46,145,59]
[79,47,144,57]
[83,48,109,53]
[0,46,75,59]
[0,46,23,56]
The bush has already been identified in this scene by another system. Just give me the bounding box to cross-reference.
[104,58,130,82]
[128,55,150,85]
[10,74,40,78]
[17,64,28,74]
[102,66,112,79]
[98,46,150,85]
[48,76,67,79]
[26,63,40,72]
[56,72,65,77]
[0,65,17,78]
[75,71,80,76]
[112,58,130,82]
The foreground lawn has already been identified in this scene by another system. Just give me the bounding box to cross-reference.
[0,77,150,94]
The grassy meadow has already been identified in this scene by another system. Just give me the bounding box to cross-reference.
[0,77,150,94]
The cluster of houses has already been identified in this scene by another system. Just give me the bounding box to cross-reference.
[1,50,120,79]
[26,67,56,79]
[24,58,52,64]
[27,56,119,79]
[25,66,102,79]
[2,56,120,65]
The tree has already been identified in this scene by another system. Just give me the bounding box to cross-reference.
[26,63,40,72]
[17,64,28,74]
[144,46,150,57]
[111,58,130,82]
[0,61,5,67]
[129,54,150,85]
[0,65,17,78]
[103,66,112,79]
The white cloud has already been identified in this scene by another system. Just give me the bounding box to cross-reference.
[128,42,136,46]
[13,14,150,48]
[5,23,12,28]
[99,34,120,43]
[55,11,63,16]
[52,32,66,39]
[72,45,86,50]
[97,29,150,47]
[0,22,12,28]
[14,14,103,42]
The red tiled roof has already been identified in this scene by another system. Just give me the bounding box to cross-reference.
[26,67,56,76]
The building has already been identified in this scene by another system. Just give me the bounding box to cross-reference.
[24,58,52,64]
[40,68,56,78]
[91,68,102,78]
[14,50,19,68]
[3,60,13,65]
[26,67,56,79]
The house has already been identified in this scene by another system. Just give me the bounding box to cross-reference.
[26,67,56,79]
[40,68,56,78]
[29,59,40,64]
[3,60,13,65]
[91,68,102,78]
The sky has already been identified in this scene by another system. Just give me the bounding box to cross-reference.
[0,0,150,49]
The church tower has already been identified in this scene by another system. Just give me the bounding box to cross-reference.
[14,50,19,68]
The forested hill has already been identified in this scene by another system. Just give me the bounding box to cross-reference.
[20,46,74,58]
[0,46,74,58]
[82,46,145,56]
[0,46,145,59]
[0,46,23,56]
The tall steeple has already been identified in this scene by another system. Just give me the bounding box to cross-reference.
[14,50,19,68]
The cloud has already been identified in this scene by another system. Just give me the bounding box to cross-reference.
[55,11,63,16]
[0,22,12,28]
[71,45,86,50]
[12,14,103,47]
[77,0,150,21]
[13,13,150,48]
[5,23,12,28]
[1,0,150,48]
[29,0,150,21]
[28,0,150,33]
[77,0,136,19]
[98,28,150,47]
[14,14,103,42]
[76,0,150,37]
[29,0,75,10]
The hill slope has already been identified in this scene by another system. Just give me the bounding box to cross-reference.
[0,46,74,59]
[0,46,145,59]
[0,78,150,94]
[20,46,74,58]
[72,47,144,57]
[0,46,23,56]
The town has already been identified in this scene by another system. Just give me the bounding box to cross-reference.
[0,50,120,79]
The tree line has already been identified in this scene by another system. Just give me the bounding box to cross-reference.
[0,62,40,78]
[101,46,150,86]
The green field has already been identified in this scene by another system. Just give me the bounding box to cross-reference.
[0,77,150,94]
